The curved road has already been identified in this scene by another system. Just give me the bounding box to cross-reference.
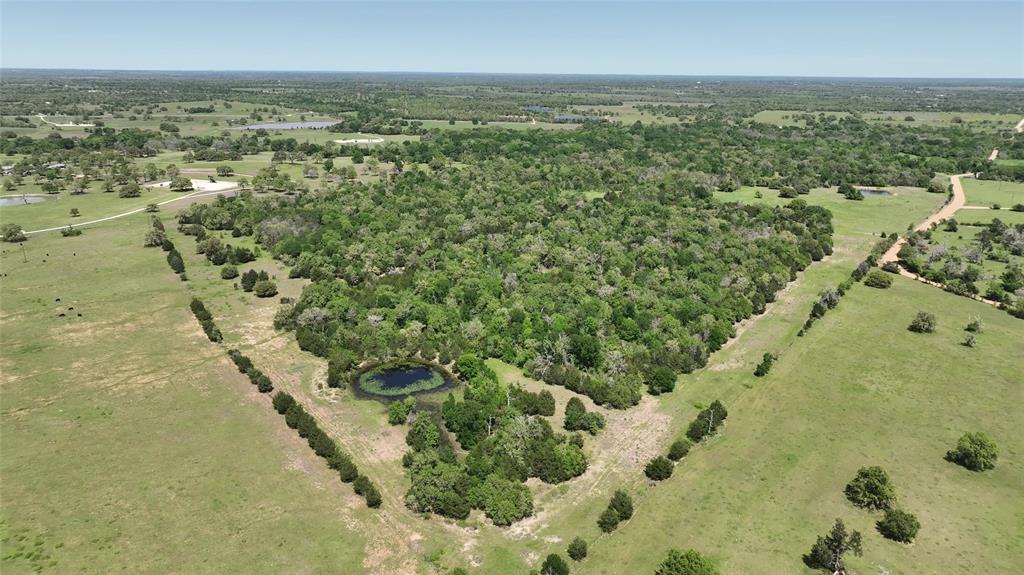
[881,173,969,265]
[880,171,1004,306]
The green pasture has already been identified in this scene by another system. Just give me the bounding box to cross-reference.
[961,179,1024,207]
[586,275,1023,575]
[0,183,182,232]
[0,216,366,575]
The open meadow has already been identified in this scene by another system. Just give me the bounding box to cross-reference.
[0,217,367,575]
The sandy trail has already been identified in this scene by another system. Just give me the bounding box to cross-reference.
[988,148,999,161]
[881,173,968,265]
[880,173,1002,307]
[1016,117,1024,133]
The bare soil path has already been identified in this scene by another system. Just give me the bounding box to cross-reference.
[881,173,968,266]
[880,173,1003,306]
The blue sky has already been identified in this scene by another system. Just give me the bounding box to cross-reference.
[1,1,1022,78]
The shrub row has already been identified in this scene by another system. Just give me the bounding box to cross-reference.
[189,298,221,342]
[686,400,728,443]
[644,436,694,485]
[802,234,898,336]
[272,391,381,508]
[753,352,776,377]
[147,217,187,278]
[597,490,634,532]
[227,348,273,393]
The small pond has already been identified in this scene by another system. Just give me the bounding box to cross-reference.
[0,196,47,207]
[353,361,457,400]
[858,188,894,197]
[237,121,337,130]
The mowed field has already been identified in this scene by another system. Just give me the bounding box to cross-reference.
[1,180,1020,574]
[0,217,366,574]
[960,178,1024,208]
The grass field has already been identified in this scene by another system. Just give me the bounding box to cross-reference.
[585,275,1023,574]
[0,185,182,232]
[752,109,1020,130]
[2,177,1019,574]
[960,179,1024,208]
[955,208,1024,226]
[0,217,366,575]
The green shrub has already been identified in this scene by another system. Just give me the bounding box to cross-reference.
[647,366,677,394]
[863,269,893,289]
[567,536,587,561]
[272,391,295,415]
[337,458,359,482]
[564,396,605,435]
[540,553,569,575]
[753,352,776,377]
[946,432,998,471]
[655,549,719,575]
[388,397,416,425]
[668,438,692,461]
[253,279,278,298]
[877,508,920,543]
[686,400,728,442]
[844,466,896,510]
[908,311,936,333]
[645,456,674,481]
[609,490,633,520]
[353,475,372,496]
[597,507,620,532]
[364,484,382,508]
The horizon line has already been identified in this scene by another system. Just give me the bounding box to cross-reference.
[2,67,1023,82]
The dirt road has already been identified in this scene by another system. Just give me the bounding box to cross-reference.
[881,173,968,265]
[879,173,1004,306]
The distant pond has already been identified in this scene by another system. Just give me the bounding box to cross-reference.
[0,195,47,207]
[353,360,457,400]
[858,188,894,197]
[236,121,337,130]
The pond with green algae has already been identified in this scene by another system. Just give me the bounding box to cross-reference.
[354,361,455,399]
